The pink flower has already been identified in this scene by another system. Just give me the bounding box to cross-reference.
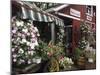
[13,58,17,62]
[12,29,17,34]
[27,32,30,36]
[28,60,31,64]
[12,48,15,52]
[47,51,53,57]
[13,54,17,58]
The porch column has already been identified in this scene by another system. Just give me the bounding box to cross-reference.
[51,22,55,43]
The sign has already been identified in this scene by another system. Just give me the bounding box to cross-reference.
[86,15,92,21]
[70,8,81,18]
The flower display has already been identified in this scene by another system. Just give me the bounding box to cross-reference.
[78,37,88,50]
[57,27,64,43]
[11,18,40,65]
[59,57,74,70]
[35,40,65,61]
[80,23,90,34]
[84,43,96,63]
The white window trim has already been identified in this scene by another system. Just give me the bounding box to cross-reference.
[86,6,93,17]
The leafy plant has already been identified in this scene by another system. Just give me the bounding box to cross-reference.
[78,37,88,50]
[74,48,83,60]
[59,56,74,70]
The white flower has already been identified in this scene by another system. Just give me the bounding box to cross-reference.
[13,58,17,62]
[81,28,84,30]
[69,58,74,64]
[12,23,16,27]
[37,33,40,36]
[18,48,24,54]
[30,43,35,49]
[22,39,27,43]
[11,38,14,42]
[25,52,28,56]
[34,27,38,32]
[31,34,35,38]
[12,48,15,52]
[19,59,25,64]
[13,54,17,58]
[21,34,26,39]
[28,60,31,64]
[27,23,31,26]
[22,28,28,33]
[66,57,70,61]
[28,51,35,55]
[16,21,24,27]
[13,40,17,44]
[16,37,20,41]
[34,40,39,46]
[26,41,30,46]
[18,33,21,37]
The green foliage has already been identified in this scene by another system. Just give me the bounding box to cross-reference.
[80,22,89,34]
[78,37,88,50]
[35,40,65,61]
[35,40,50,60]
[74,48,83,60]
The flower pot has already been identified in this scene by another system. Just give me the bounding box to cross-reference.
[77,56,86,69]
[88,58,94,63]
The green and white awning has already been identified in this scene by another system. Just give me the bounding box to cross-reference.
[12,0,64,26]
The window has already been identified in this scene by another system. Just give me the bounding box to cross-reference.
[86,6,93,16]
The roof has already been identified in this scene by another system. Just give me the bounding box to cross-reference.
[12,0,64,26]
[45,4,69,12]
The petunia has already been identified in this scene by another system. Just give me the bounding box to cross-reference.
[13,58,17,62]
[26,41,30,46]
[28,60,31,64]
[12,29,17,34]
[16,20,23,27]
[16,37,20,41]
[22,28,28,33]
[13,54,17,58]
[37,33,40,36]
[34,41,39,46]
[34,27,38,32]
[30,43,35,49]
[31,34,36,38]
[19,59,25,64]
[27,32,30,36]
[18,32,21,37]
[18,48,24,54]
[22,39,27,43]
[12,48,15,52]
[28,51,35,55]
[27,23,31,26]
[21,34,26,39]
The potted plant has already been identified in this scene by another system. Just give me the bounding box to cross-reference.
[74,48,86,69]
[59,56,74,71]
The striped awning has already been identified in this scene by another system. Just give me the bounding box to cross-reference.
[12,0,64,26]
